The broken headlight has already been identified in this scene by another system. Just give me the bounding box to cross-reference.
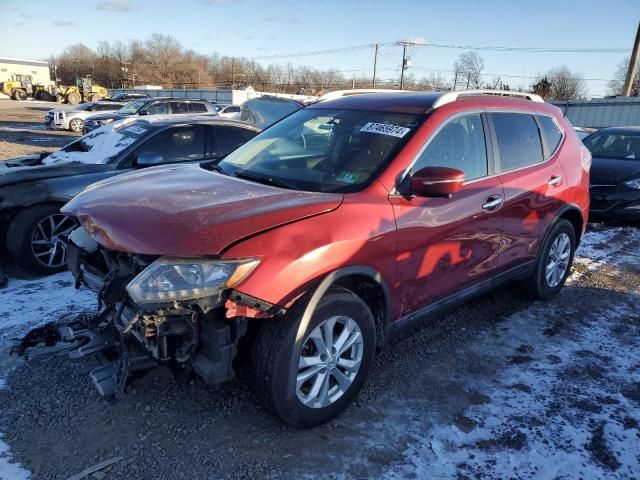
[126,257,259,305]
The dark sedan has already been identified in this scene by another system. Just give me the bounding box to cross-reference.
[0,117,260,274]
[583,126,640,220]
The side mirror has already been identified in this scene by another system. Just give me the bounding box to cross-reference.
[136,152,164,167]
[410,166,465,198]
[139,110,150,116]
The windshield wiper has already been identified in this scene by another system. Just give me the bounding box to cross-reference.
[233,170,295,190]
[201,161,228,175]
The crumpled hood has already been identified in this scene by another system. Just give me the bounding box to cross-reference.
[62,164,343,255]
[590,157,640,185]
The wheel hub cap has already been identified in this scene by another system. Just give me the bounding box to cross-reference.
[296,315,363,409]
[31,214,79,268]
[545,232,571,288]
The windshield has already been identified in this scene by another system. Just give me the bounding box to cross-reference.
[218,108,420,193]
[42,121,150,165]
[118,100,147,115]
[583,131,640,160]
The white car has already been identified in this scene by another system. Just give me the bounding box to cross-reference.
[44,102,122,133]
[216,104,242,119]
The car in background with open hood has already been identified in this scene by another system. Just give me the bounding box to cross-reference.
[0,116,260,274]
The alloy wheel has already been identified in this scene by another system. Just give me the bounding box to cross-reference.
[296,315,364,408]
[545,232,571,288]
[31,214,78,269]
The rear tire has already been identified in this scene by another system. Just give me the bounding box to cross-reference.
[13,90,27,101]
[250,287,376,428]
[524,219,576,299]
[6,204,79,275]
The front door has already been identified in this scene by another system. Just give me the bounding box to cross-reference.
[390,112,504,317]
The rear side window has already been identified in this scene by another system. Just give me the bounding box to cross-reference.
[413,113,488,180]
[214,126,258,157]
[538,115,563,153]
[143,102,169,115]
[136,125,206,163]
[171,102,191,114]
[491,113,543,172]
[191,103,208,113]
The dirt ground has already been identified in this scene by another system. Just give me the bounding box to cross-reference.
[0,100,638,479]
[0,100,77,160]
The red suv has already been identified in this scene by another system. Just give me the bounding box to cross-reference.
[21,90,590,427]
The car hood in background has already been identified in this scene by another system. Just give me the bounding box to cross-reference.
[240,96,303,128]
[590,157,640,185]
[62,164,343,256]
[85,112,131,122]
[0,155,112,187]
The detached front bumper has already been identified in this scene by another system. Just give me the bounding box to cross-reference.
[14,232,279,400]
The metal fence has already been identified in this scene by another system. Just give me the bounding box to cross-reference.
[552,97,640,129]
[107,88,316,105]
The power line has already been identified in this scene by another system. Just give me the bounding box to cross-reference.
[252,41,630,60]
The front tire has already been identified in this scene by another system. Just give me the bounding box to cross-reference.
[68,118,83,133]
[524,219,576,299]
[251,288,376,428]
[6,204,79,275]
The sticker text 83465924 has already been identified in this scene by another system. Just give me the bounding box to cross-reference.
[360,122,411,138]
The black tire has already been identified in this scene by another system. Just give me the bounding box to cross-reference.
[13,90,27,101]
[68,118,83,133]
[6,204,78,275]
[524,219,576,299]
[66,92,80,105]
[250,287,376,428]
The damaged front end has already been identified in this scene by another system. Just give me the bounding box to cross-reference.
[14,227,282,400]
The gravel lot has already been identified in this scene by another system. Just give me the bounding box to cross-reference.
[0,100,77,160]
[0,101,638,479]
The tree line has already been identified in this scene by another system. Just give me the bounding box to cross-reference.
[48,33,629,100]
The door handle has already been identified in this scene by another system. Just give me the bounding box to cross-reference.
[548,175,562,187]
[482,197,504,210]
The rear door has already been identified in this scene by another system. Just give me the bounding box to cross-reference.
[391,112,505,315]
[489,112,567,271]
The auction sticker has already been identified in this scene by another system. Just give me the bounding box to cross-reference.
[360,122,411,138]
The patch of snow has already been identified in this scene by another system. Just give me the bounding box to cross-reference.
[0,435,30,480]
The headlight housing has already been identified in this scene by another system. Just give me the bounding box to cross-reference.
[624,178,640,190]
[126,257,259,305]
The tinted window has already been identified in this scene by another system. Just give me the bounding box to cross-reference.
[136,125,206,163]
[492,113,543,171]
[583,132,640,160]
[171,102,191,114]
[143,102,169,115]
[192,103,208,113]
[413,113,488,180]
[214,126,258,157]
[538,115,562,153]
[99,104,118,111]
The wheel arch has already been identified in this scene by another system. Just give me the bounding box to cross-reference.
[556,204,585,245]
[297,266,392,350]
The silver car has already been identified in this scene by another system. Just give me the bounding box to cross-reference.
[44,102,122,133]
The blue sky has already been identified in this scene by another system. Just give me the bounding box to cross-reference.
[1,0,638,96]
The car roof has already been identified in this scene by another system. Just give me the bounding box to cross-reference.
[592,126,640,134]
[142,97,211,104]
[308,90,547,115]
[122,114,261,130]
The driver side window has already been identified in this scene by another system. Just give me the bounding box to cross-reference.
[413,114,488,181]
[135,126,206,164]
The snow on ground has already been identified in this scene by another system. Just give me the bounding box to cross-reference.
[381,225,640,479]
[0,272,94,480]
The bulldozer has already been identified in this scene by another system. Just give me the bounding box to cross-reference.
[1,75,108,104]
[57,76,108,104]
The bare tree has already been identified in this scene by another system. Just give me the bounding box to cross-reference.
[545,67,587,100]
[453,51,485,89]
[608,58,640,96]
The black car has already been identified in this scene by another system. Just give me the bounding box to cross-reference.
[82,98,217,134]
[102,93,151,102]
[0,118,260,274]
[583,126,640,220]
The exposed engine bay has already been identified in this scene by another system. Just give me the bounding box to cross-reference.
[13,227,282,400]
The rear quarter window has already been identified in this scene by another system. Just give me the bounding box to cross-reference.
[191,103,208,113]
[537,115,563,154]
[491,113,544,172]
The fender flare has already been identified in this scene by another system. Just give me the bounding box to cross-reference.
[294,265,392,350]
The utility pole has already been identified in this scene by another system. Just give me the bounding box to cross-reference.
[623,21,640,96]
[400,43,407,89]
[372,43,379,88]
[231,58,235,90]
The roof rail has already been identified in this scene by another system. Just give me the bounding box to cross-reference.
[316,88,414,102]
[432,89,544,109]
